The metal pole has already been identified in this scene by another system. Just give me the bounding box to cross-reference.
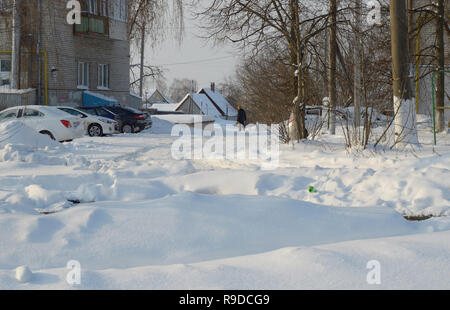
[37,0,41,104]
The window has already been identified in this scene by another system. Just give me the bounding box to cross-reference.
[100,0,107,17]
[23,109,44,117]
[0,0,12,11]
[88,0,98,15]
[0,109,18,121]
[78,62,89,88]
[112,0,127,21]
[82,108,98,116]
[59,108,87,118]
[97,108,114,118]
[0,59,11,72]
[98,64,109,89]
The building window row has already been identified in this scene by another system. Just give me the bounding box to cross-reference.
[78,61,110,90]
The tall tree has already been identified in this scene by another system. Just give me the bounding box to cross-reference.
[328,0,337,135]
[353,0,362,135]
[435,0,445,132]
[196,0,332,141]
[128,0,185,94]
[389,0,418,146]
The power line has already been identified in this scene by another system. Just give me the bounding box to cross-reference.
[154,55,238,67]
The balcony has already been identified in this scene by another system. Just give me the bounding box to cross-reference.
[74,14,109,36]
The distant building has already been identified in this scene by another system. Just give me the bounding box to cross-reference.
[0,0,130,107]
[147,89,172,105]
[175,93,222,116]
[412,0,449,119]
[198,83,238,120]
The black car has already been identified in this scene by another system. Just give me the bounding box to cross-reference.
[78,106,149,133]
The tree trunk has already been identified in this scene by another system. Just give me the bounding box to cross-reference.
[11,0,21,89]
[389,0,419,146]
[353,0,362,138]
[139,22,146,98]
[328,0,337,135]
[435,0,445,132]
[289,0,306,141]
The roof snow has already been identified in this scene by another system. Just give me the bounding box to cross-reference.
[176,93,222,117]
[198,88,238,117]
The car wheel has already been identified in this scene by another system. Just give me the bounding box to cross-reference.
[39,130,55,140]
[122,124,134,134]
[88,123,103,137]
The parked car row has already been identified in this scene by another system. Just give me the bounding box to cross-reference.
[0,104,152,142]
[79,106,152,134]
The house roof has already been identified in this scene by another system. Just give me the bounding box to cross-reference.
[198,88,238,117]
[175,93,222,116]
[147,89,171,104]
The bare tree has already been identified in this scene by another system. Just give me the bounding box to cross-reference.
[168,78,199,102]
[195,0,337,141]
[128,0,185,95]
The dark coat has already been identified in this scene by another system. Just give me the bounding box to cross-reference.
[237,109,247,125]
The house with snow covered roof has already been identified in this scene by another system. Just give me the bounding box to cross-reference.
[175,93,222,117]
[147,89,172,105]
[198,83,238,120]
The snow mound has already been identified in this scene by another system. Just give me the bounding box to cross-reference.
[15,266,33,283]
[0,120,59,149]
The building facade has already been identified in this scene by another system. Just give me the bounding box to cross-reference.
[0,0,130,107]
[412,0,449,119]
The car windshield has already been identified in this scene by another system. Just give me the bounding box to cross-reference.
[97,108,115,118]
[80,108,98,116]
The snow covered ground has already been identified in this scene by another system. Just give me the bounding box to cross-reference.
[0,117,449,289]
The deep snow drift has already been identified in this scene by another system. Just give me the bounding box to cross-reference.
[0,117,449,289]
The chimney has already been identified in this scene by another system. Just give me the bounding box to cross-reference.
[211,82,215,93]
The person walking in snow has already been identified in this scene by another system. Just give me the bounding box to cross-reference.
[236,106,247,131]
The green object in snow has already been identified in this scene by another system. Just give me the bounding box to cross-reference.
[309,186,317,193]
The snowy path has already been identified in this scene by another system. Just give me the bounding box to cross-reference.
[0,119,449,289]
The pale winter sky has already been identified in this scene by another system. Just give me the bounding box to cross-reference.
[145,3,241,95]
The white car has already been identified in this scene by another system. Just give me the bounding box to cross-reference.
[56,106,118,137]
[0,105,84,142]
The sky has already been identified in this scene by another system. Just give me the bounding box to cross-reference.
[145,4,241,96]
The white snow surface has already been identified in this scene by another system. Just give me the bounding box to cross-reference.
[0,117,449,289]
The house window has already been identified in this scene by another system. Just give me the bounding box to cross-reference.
[0,59,11,88]
[0,0,12,11]
[112,0,127,21]
[78,62,89,88]
[0,59,11,73]
[88,0,98,15]
[100,0,107,17]
[97,64,110,89]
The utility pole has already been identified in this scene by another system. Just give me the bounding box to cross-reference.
[353,0,362,136]
[11,0,21,89]
[435,0,445,132]
[37,0,41,104]
[139,22,146,98]
[328,0,337,135]
[389,0,418,146]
